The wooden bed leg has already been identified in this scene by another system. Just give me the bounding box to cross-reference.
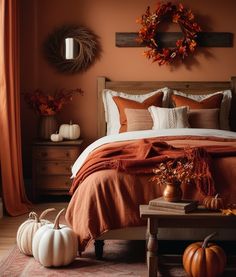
[94,240,104,259]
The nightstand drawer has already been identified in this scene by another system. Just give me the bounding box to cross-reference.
[36,161,72,175]
[36,176,72,191]
[32,139,83,201]
[33,147,80,161]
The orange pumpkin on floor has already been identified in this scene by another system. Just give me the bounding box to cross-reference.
[183,232,226,277]
[203,194,225,210]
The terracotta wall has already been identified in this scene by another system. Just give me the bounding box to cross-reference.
[20,0,236,177]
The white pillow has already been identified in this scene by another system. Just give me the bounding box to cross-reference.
[102,87,171,135]
[148,106,189,129]
[172,90,232,130]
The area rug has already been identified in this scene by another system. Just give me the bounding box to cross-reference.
[0,240,235,277]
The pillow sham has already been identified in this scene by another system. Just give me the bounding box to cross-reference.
[172,90,232,130]
[171,94,223,109]
[188,109,220,129]
[102,87,171,135]
[148,106,189,129]
[113,93,163,133]
[125,109,153,132]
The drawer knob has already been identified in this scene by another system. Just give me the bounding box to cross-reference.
[65,152,70,157]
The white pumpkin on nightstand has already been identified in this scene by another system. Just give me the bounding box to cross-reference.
[59,121,80,140]
[50,132,63,142]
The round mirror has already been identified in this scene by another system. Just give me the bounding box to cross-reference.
[44,25,100,74]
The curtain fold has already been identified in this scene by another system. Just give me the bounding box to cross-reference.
[0,0,31,216]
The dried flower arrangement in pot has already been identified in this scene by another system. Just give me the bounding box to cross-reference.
[24,88,83,116]
[23,88,83,139]
[152,150,208,202]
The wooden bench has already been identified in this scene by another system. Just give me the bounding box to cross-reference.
[140,205,236,277]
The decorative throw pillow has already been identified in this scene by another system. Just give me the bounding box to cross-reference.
[102,87,171,135]
[172,90,232,130]
[113,93,163,133]
[125,109,153,132]
[148,106,189,129]
[188,109,220,129]
[171,94,223,109]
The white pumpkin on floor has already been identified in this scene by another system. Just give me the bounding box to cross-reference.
[32,208,78,267]
[16,208,55,256]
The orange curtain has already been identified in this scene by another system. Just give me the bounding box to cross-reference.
[0,0,31,215]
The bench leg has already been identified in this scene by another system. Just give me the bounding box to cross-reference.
[94,240,104,259]
[147,218,158,277]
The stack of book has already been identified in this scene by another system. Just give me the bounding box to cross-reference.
[149,197,198,214]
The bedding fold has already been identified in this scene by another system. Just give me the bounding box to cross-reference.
[70,137,236,196]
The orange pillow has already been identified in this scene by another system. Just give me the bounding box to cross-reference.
[113,92,163,133]
[171,94,223,109]
[188,109,220,129]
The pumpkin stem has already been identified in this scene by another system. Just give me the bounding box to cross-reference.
[53,208,65,230]
[29,211,40,223]
[69,120,72,125]
[39,208,56,220]
[202,232,217,248]
[215,193,219,199]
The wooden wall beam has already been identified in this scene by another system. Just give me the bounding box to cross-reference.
[116,32,233,48]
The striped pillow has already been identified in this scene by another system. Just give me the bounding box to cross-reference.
[125,109,153,132]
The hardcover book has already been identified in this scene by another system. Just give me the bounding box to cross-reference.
[149,197,198,213]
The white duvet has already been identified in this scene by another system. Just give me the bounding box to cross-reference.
[71,128,236,178]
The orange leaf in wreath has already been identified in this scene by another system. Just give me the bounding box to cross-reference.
[178,3,184,12]
[189,40,197,52]
[176,39,183,47]
[178,46,187,54]
[172,14,180,23]
[187,10,194,20]
[162,48,170,57]
[193,22,201,32]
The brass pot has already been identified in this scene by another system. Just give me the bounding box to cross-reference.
[163,182,183,202]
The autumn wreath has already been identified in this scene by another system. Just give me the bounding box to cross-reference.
[137,2,201,65]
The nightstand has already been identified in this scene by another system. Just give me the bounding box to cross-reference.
[32,139,83,201]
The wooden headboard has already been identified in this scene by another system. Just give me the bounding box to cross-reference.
[97,76,236,138]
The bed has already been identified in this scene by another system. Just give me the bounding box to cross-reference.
[65,76,236,257]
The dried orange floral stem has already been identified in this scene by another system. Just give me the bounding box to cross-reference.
[23,88,83,116]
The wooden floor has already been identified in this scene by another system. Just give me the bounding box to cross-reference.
[0,202,67,261]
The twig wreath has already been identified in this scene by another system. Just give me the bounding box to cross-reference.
[137,2,201,65]
[44,25,100,73]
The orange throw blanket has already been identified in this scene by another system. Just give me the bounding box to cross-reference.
[66,136,236,252]
[70,138,236,196]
